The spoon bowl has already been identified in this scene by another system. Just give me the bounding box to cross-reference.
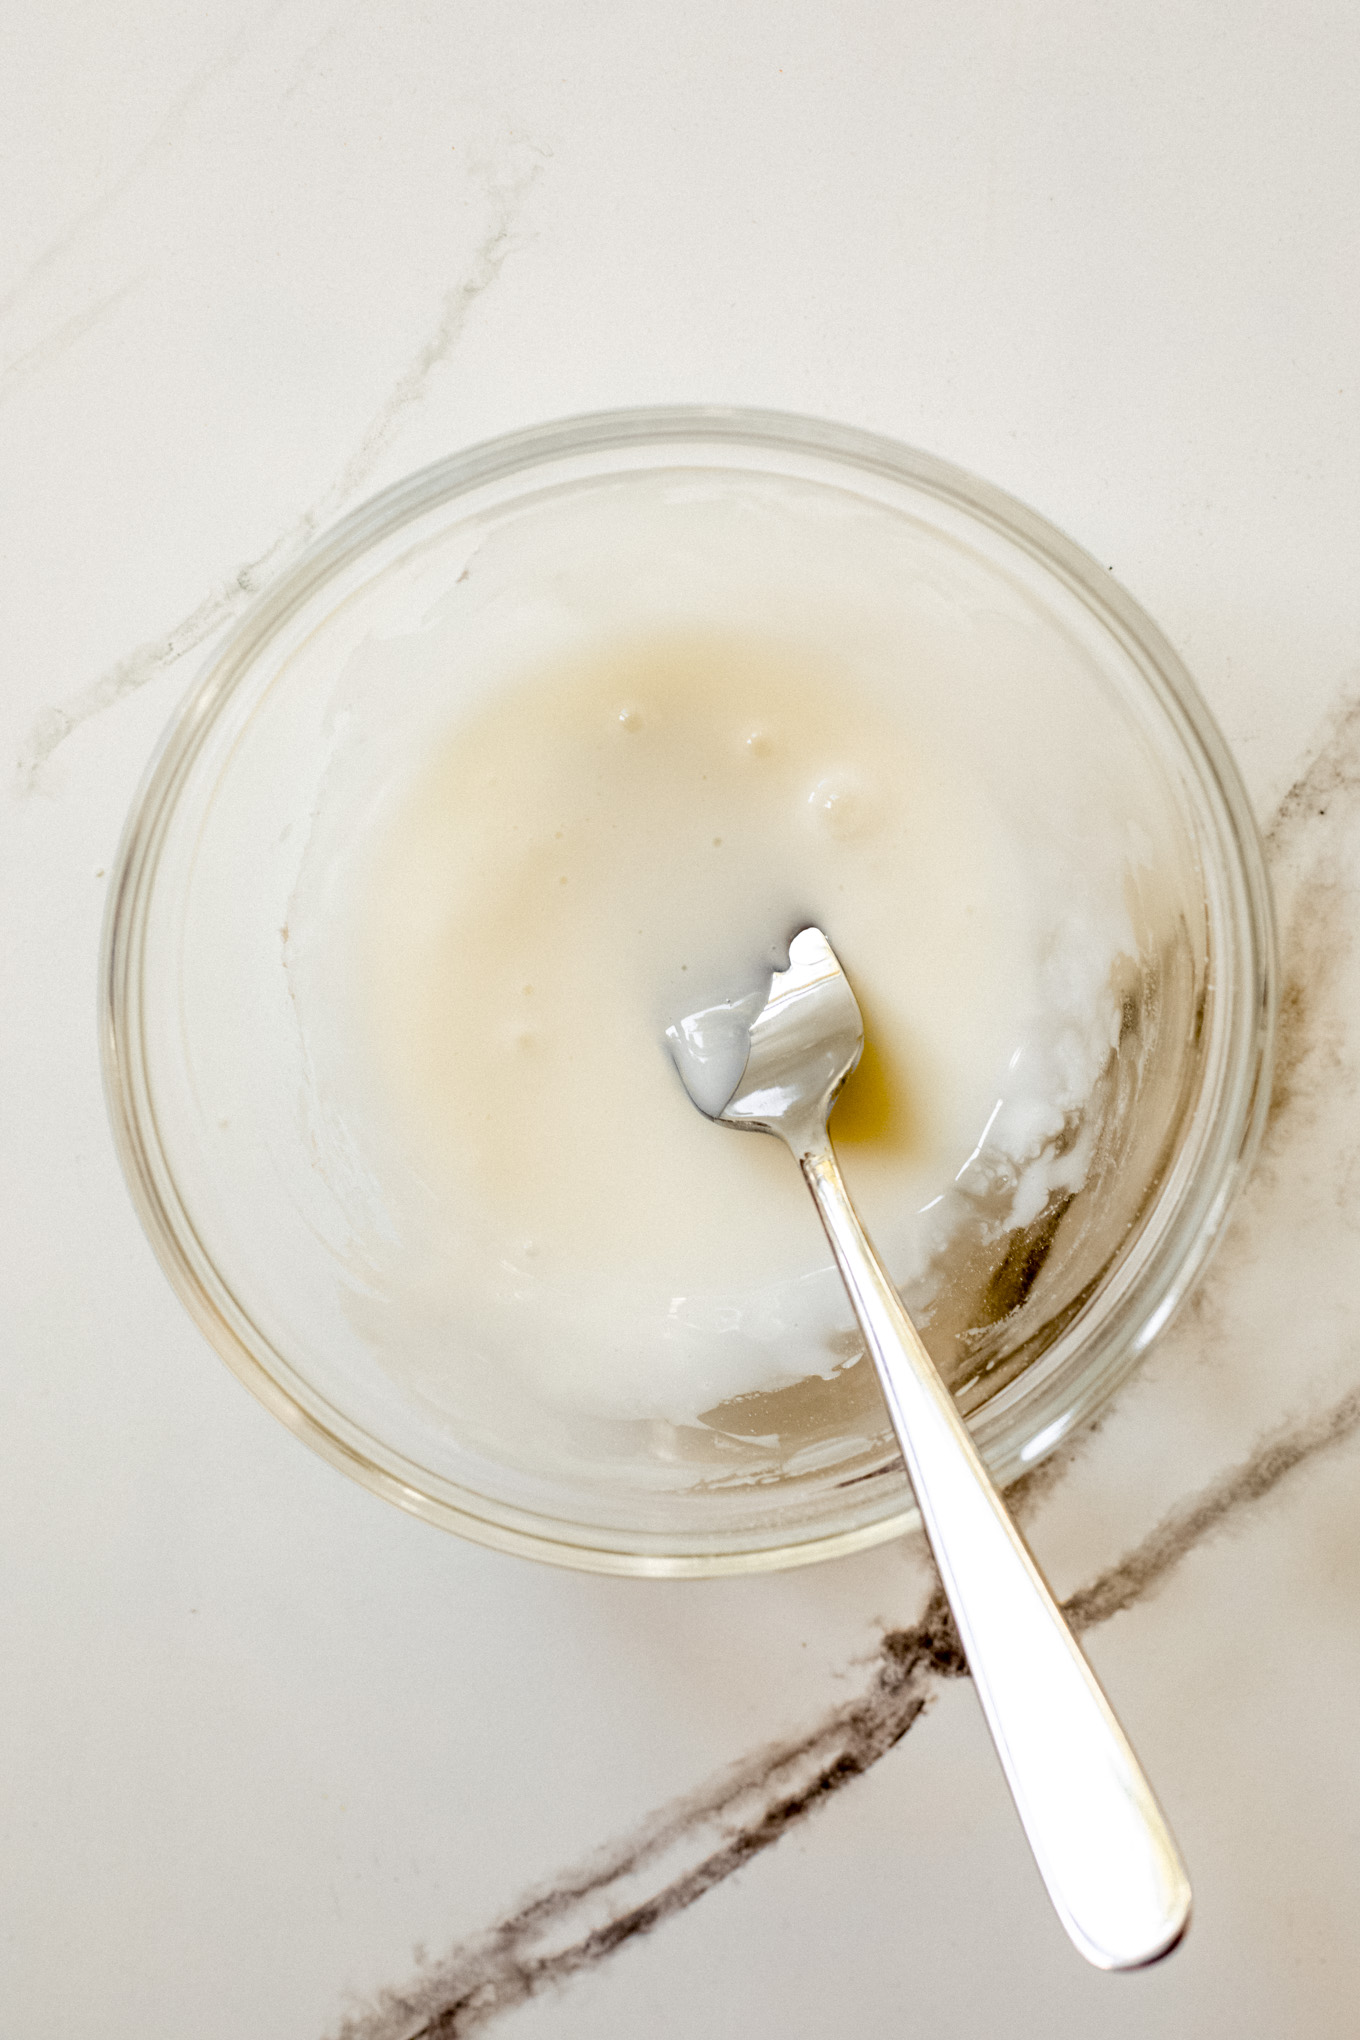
[667,926,863,1146]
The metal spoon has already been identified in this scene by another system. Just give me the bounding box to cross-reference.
[666,925,1191,1970]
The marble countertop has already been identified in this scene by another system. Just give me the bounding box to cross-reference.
[4,6,1359,2034]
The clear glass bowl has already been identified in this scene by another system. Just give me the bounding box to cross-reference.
[102,408,1275,1575]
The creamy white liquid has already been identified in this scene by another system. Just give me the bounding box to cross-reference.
[301,625,1130,1429]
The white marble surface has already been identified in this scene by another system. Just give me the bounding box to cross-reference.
[4,5,1360,2034]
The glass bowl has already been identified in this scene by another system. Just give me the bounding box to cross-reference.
[101,408,1275,1575]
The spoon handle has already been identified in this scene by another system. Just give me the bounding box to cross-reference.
[801,1140,1191,1971]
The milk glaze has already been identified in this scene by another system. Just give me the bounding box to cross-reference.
[306,625,1131,1430]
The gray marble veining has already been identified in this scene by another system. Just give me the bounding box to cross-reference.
[15,141,544,788]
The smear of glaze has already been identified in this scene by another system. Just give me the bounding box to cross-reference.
[665,982,766,1118]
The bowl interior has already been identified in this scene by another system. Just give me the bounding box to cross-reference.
[105,411,1272,1572]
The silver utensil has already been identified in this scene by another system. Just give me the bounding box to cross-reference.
[666,925,1191,1970]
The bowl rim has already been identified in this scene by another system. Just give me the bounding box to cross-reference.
[100,404,1277,1576]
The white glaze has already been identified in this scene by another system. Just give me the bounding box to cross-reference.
[293,604,1134,1429]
